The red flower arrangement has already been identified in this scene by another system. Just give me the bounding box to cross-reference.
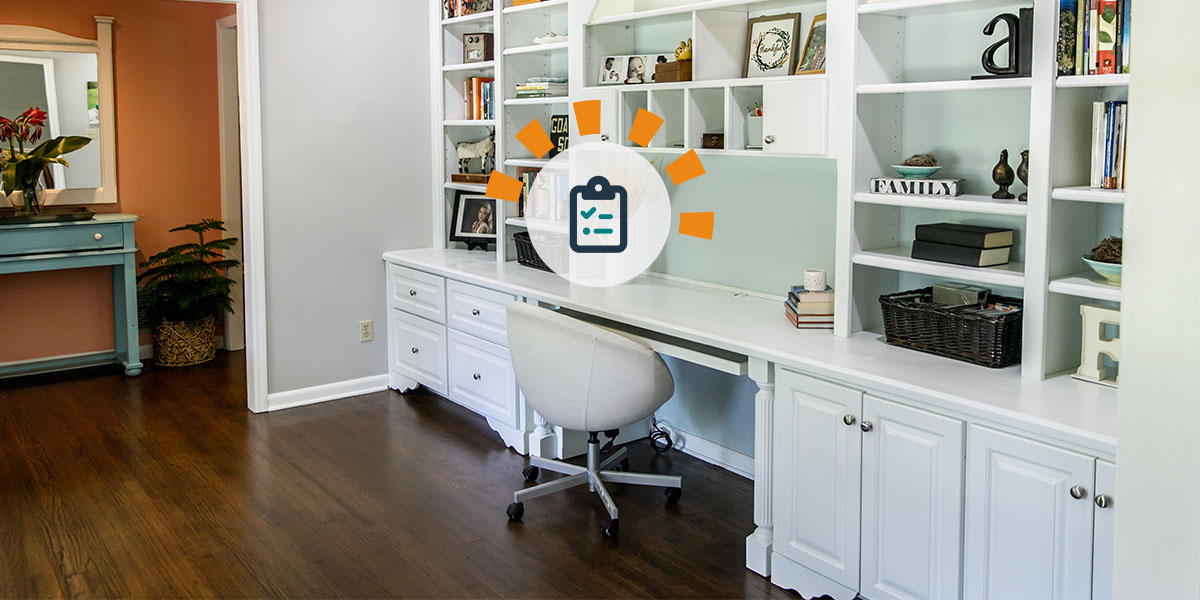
[0,107,90,215]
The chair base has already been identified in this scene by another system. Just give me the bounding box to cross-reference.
[508,438,681,535]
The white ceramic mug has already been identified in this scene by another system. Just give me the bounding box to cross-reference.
[804,269,827,291]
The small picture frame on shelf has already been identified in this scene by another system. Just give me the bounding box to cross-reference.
[450,191,497,248]
[795,14,827,75]
[598,56,625,85]
[624,55,650,84]
[744,13,802,78]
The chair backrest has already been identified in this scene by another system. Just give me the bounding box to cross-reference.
[506,302,675,432]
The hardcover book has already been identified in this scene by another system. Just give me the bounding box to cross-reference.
[784,306,833,329]
[869,178,965,197]
[1058,0,1079,76]
[911,241,1013,268]
[1096,0,1119,74]
[914,223,1015,249]
[788,285,834,303]
[785,297,835,315]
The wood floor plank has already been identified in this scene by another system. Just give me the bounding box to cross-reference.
[0,353,797,599]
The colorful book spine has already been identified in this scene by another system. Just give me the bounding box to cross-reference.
[1075,0,1086,75]
[1096,0,1118,74]
[1090,101,1105,188]
[1103,101,1115,188]
[1121,0,1132,73]
[1058,0,1079,76]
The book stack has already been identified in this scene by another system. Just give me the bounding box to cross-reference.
[911,223,1015,268]
[463,77,495,120]
[515,78,567,99]
[784,285,834,330]
[1057,0,1132,76]
[1090,100,1128,189]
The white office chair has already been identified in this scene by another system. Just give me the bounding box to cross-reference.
[505,302,682,537]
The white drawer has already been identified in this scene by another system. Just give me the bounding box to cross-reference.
[446,280,516,345]
[388,309,448,395]
[387,263,446,323]
[447,330,518,429]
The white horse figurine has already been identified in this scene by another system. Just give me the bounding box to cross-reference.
[456,129,495,174]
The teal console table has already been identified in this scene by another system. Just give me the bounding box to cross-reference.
[0,214,142,377]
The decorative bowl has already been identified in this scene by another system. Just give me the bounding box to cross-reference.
[1083,254,1122,284]
[891,165,942,179]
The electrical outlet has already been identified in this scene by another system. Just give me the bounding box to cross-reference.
[359,319,374,342]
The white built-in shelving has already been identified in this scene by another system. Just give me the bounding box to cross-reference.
[857,77,1031,95]
[1048,273,1122,303]
[503,41,569,56]
[854,192,1029,216]
[854,246,1027,288]
[1051,186,1125,204]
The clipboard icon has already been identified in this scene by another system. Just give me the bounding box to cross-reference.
[570,176,628,254]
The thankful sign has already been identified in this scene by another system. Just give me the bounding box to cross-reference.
[745,13,801,78]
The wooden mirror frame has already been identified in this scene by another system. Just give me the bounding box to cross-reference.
[0,17,117,205]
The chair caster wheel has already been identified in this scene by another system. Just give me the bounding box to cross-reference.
[664,487,681,505]
[506,502,524,522]
[617,458,630,472]
[602,517,619,537]
[522,465,540,482]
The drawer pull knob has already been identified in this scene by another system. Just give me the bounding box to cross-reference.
[843,414,857,426]
[860,421,873,433]
[411,347,419,354]
[473,373,482,380]
[1095,494,1112,508]
[94,233,103,240]
[764,135,775,145]
[1070,485,1087,500]
[600,134,610,141]
[409,289,417,296]
[471,308,481,316]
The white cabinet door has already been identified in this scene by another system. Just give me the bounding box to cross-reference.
[1091,459,1116,600]
[963,426,1095,600]
[569,88,618,145]
[860,395,965,600]
[447,330,519,429]
[388,309,448,396]
[773,369,862,591]
[762,78,828,155]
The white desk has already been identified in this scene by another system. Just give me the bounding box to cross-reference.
[382,247,1118,592]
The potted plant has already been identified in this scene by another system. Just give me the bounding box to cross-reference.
[0,107,91,215]
[138,220,239,367]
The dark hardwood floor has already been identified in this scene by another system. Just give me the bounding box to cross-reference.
[0,352,797,599]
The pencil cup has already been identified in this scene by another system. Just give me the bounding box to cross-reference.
[804,269,826,292]
[746,116,763,150]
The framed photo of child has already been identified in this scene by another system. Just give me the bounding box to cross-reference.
[450,191,497,247]
[795,14,828,75]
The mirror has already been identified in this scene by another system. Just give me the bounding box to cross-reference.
[0,50,102,189]
[0,17,117,205]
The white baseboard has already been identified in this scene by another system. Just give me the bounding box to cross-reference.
[267,373,389,411]
[668,426,755,480]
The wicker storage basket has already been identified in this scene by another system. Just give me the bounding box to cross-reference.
[153,315,217,367]
[879,288,1023,368]
[513,231,553,272]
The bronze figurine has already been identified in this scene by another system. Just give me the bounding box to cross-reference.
[1017,150,1029,202]
[992,149,1016,200]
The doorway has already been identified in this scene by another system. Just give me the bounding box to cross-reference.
[216,13,245,351]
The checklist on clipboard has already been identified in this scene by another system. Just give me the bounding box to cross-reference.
[570,176,628,254]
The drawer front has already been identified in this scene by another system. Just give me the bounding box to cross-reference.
[387,263,446,322]
[0,223,124,257]
[446,280,515,345]
[447,330,518,429]
[389,309,448,395]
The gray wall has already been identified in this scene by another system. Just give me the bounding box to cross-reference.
[259,0,432,394]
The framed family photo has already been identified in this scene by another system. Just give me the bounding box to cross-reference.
[598,55,624,85]
[795,14,828,75]
[598,54,670,85]
[450,191,497,246]
[744,13,801,78]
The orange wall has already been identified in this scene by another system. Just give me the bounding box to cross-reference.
[0,0,235,362]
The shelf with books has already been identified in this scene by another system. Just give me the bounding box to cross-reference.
[853,246,1026,289]
[856,78,1032,95]
[503,0,569,15]
[505,158,549,168]
[854,192,1029,216]
[1056,74,1130,88]
[503,41,569,56]
[443,60,496,73]
[857,0,1028,17]
[442,10,495,26]
[1050,186,1125,204]
[1048,273,1121,303]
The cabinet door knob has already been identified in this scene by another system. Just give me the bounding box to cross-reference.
[600,134,610,141]
[1070,485,1088,500]
[843,414,857,426]
[860,421,873,433]
[411,347,419,354]
[473,373,482,380]
[409,289,417,296]
[471,308,481,316]
[1095,494,1112,509]
[764,135,775,145]
[94,233,103,240]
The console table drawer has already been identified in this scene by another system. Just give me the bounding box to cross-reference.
[387,263,445,322]
[0,223,124,257]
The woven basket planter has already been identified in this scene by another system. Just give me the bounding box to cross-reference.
[153,315,217,367]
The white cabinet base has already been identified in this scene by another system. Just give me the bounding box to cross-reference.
[388,372,420,394]
[771,552,857,600]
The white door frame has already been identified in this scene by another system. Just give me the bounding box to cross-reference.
[215,13,245,353]
[186,0,268,412]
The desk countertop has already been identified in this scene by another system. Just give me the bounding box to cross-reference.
[384,247,1118,457]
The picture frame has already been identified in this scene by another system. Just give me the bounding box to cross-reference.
[598,56,625,85]
[744,13,802,78]
[795,14,828,75]
[450,191,497,247]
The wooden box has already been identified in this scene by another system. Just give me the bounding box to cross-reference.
[451,173,490,184]
[654,59,692,83]
[701,133,725,149]
[463,32,494,63]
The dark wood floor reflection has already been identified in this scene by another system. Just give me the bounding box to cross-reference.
[0,352,796,598]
